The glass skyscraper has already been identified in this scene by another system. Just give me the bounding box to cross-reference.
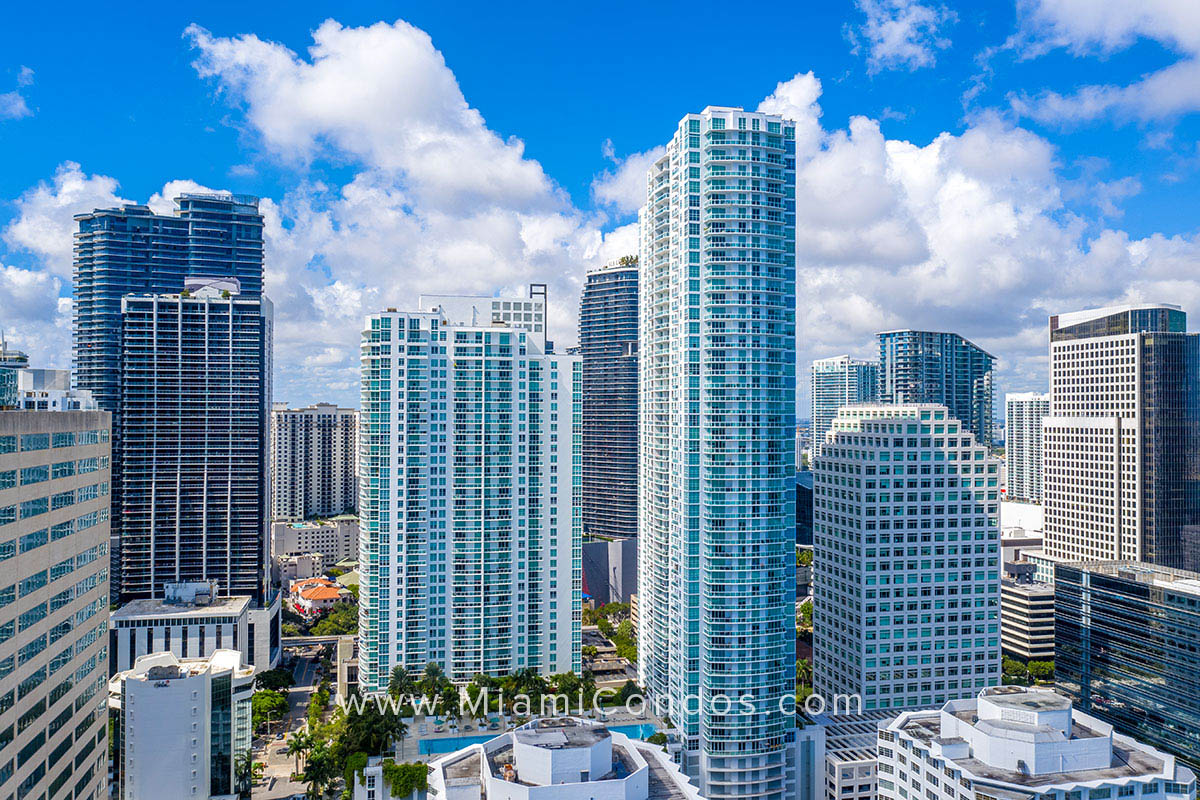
[638,106,797,799]
[877,330,995,446]
[812,403,1002,711]
[1040,304,1200,572]
[357,291,580,690]
[73,194,264,599]
[810,355,878,455]
[118,278,272,601]
[1056,561,1200,772]
[579,258,639,540]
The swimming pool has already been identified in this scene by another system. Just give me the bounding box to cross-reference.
[418,732,495,755]
[416,722,659,754]
[607,723,658,740]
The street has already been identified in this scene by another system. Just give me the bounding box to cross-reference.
[253,651,320,798]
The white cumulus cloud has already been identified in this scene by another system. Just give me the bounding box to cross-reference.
[846,0,957,75]
[1012,0,1200,124]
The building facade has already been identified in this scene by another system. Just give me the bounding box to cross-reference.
[117,280,271,602]
[270,515,358,562]
[812,404,1002,712]
[1056,561,1200,772]
[811,355,878,455]
[878,687,1196,800]
[109,649,255,800]
[1004,391,1049,503]
[877,330,995,446]
[0,410,112,800]
[354,717,700,800]
[637,106,798,798]
[1041,304,1200,572]
[357,291,581,690]
[109,579,280,674]
[999,562,1055,661]
[73,194,264,600]
[579,259,639,541]
[270,403,357,520]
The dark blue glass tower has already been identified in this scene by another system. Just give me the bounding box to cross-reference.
[1056,561,1200,772]
[579,259,639,540]
[73,194,265,600]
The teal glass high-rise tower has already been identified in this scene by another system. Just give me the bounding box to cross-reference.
[358,291,581,690]
[637,107,797,799]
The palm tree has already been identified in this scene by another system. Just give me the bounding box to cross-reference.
[285,731,310,775]
[420,662,446,700]
[388,665,416,702]
[234,749,256,799]
[302,738,335,799]
[796,658,813,688]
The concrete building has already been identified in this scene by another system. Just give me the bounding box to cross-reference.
[580,259,639,541]
[358,291,580,689]
[9,368,97,411]
[1004,392,1049,503]
[813,403,1002,711]
[811,355,878,456]
[73,194,265,602]
[270,402,357,521]
[1041,304,1200,572]
[0,410,111,800]
[877,330,996,446]
[877,686,1196,800]
[1056,561,1200,772]
[109,581,280,674]
[118,278,271,602]
[812,712,897,800]
[637,106,798,798]
[999,562,1055,661]
[353,717,699,800]
[582,535,637,604]
[270,515,358,563]
[109,649,255,800]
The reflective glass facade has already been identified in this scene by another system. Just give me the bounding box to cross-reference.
[1056,562,1200,772]
[638,107,797,799]
[877,331,995,446]
[73,194,264,600]
[579,261,639,540]
[118,292,271,601]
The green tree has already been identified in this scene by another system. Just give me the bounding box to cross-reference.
[286,730,312,774]
[797,549,813,567]
[256,667,297,692]
[252,689,290,731]
[388,665,416,701]
[1028,660,1055,682]
[234,749,258,798]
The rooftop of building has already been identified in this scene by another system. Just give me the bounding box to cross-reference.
[1054,302,1181,329]
[890,687,1192,791]
[425,717,698,800]
[114,648,253,683]
[112,594,250,620]
[1062,561,1200,596]
[813,711,898,764]
[513,717,611,749]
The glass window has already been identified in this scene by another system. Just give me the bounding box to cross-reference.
[19,434,48,452]
[0,471,14,490]
[19,529,46,553]
[19,466,49,485]
[51,432,74,448]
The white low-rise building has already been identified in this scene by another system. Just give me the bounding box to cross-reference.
[877,686,1197,800]
[109,649,256,800]
[353,718,699,800]
[271,514,359,562]
[110,580,281,673]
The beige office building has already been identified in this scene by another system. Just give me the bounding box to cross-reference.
[0,410,111,800]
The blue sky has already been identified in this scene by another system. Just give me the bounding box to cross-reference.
[2,0,1199,412]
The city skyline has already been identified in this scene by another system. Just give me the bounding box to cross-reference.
[4,4,1200,414]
